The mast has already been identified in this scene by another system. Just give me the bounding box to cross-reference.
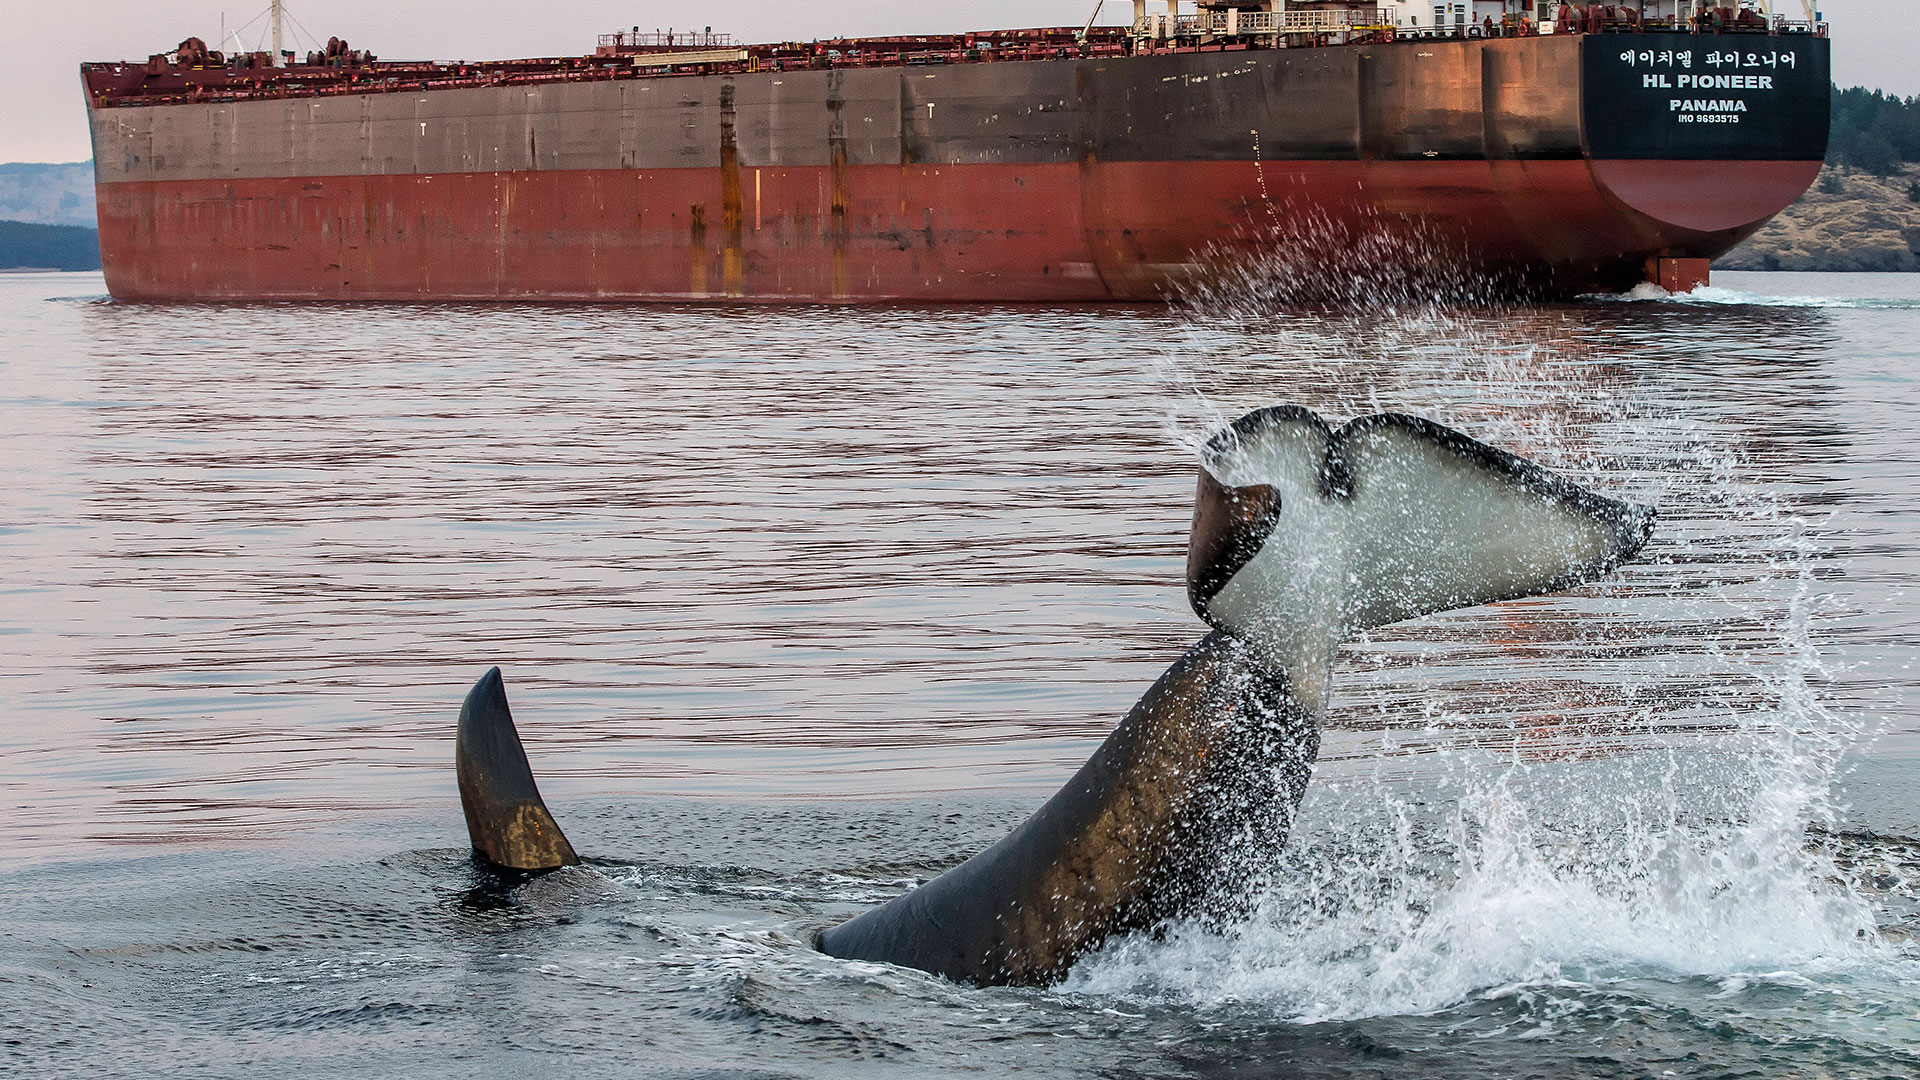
[271,0,284,62]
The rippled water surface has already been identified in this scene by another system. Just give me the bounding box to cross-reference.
[5,271,1920,1077]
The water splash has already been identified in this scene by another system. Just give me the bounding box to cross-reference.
[1081,230,1900,1022]
[1153,215,1634,465]
[1065,579,1886,1019]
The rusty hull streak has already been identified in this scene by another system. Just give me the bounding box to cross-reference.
[719,80,744,297]
[827,70,851,300]
[688,202,708,296]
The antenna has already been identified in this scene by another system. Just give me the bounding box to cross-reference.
[1080,0,1105,41]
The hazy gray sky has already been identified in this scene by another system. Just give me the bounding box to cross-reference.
[8,1,1913,162]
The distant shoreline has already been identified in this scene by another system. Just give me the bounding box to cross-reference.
[0,219,101,272]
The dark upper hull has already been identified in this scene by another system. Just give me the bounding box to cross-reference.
[85,32,1830,301]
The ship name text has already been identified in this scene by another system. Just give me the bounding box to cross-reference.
[1642,73,1774,90]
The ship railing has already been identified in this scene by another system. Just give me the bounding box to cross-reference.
[1766,17,1825,34]
[92,37,1152,106]
[1139,8,1386,37]
[596,30,735,50]
[1281,8,1386,32]
[1556,14,1826,36]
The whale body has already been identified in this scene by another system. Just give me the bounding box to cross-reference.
[452,406,1653,986]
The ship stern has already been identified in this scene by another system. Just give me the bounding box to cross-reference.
[1579,31,1830,292]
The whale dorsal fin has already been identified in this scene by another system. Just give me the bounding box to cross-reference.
[455,667,580,872]
[1192,408,1652,673]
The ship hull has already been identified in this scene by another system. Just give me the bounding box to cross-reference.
[86,33,1831,302]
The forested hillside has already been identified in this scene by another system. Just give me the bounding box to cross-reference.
[0,220,102,271]
[1828,87,1920,176]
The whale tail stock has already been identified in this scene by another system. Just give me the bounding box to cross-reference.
[815,629,1312,985]
[455,667,579,873]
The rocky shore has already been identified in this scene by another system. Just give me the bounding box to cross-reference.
[1716,165,1920,272]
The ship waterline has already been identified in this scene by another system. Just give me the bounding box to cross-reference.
[85,32,1831,301]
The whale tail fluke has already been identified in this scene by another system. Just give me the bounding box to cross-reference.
[455,667,579,873]
[1191,409,1656,651]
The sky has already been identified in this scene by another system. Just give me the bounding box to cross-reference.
[6,0,1913,162]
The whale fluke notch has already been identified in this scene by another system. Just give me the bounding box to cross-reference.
[455,667,579,873]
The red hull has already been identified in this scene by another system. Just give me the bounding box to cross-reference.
[95,158,1818,302]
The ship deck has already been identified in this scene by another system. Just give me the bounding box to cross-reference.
[81,19,1825,110]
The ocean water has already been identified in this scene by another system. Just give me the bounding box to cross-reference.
[3,270,1920,1077]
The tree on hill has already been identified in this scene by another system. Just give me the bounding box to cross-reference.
[0,221,102,271]
[1829,86,1920,175]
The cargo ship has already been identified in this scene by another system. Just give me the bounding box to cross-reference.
[80,2,1831,302]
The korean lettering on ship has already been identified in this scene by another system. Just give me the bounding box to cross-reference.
[1615,45,1802,127]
